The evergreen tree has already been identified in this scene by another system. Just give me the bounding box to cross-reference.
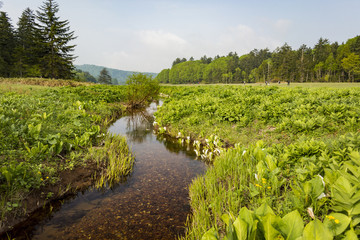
[14,8,41,77]
[98,68,112,84]
[0,12,15,77]
[36,0,76,79]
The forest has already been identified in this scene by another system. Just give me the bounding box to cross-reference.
[0,1,76,79]
[156,36,360,84]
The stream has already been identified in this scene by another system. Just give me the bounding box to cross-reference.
[14,102,207,239]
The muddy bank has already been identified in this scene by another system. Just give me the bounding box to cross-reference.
[0,160,100,238]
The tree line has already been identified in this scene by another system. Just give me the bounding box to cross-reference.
[156,36,360,84]
[0,0,76,79]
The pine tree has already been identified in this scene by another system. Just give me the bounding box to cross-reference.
[14,8,42,77]
[36,0,76,79]
[98,68,112,84]
[0,12,15,77]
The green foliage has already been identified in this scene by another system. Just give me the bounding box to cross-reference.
[0,82,128,219]
[87,134,134,188]
[36,0,76,79]
[155,85,360,145]
[0,11,15,77]
[185,136,360,239]
[157,36,360,83]
[155,85,360,239]
[0,1,76,79]
[126,73,160,108]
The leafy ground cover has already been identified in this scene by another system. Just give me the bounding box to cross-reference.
[154,84,360,239]
[156,85,360,146]
[0,80,133,231]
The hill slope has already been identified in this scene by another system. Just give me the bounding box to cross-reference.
[75,64,158,85]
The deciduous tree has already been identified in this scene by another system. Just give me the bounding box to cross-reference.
[126,73,159,109]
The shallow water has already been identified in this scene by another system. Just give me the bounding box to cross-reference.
[17,102,207,239]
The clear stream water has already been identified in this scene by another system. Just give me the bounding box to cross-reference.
[11,102,207,239]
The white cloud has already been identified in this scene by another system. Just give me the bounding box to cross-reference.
[137,30,187,48]
[216,24,281,54]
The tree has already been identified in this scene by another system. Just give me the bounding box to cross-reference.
[14,8,41,77]
[36,0,76,79]
[126,73,159,109]
[98,68,112,84]
[155,69,170,83]
[0,11,15,77]
[172,57,186,66]
[112,78,119,85]
[341,53,360,82]
[75,69,96,82]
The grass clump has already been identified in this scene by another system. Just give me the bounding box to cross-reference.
[88,134,134,188]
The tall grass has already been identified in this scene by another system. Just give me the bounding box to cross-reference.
[87,134,134,188]
[0,77,92,87]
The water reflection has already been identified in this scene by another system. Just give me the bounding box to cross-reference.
[12,101,207,240]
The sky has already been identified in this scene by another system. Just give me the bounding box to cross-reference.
[1,0,360,73]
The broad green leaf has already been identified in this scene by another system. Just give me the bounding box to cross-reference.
[255,203,275,216]
[310,176,325,199]
[248,220,259,240]
[333,176,352,195]
[261,213,281,240]
[278,210,304,240]
[351,216,360,227]
[239,207,254,226]
[324,212,351,236]
[351,201,360,216]
[201,228,219,240]
[349,151,360,166]
[342,229,358,240]
[233,217,248,240]
[265,155,277,172]
[303,219,333,240]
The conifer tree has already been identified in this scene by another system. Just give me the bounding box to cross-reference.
[0,12,15,77]
[36,0,76,79]
[98,68,112,84]
[14,8,41,77]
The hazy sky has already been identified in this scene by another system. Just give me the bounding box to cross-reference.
[2,0,360,73]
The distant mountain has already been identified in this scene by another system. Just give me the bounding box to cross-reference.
[75,64,158,85]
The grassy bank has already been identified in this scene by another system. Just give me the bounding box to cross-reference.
[156,85,360,146]
[154,84,360,239]
[0,79,134,232]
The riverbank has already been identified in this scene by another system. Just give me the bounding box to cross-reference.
[0,81,134,236]
[153,85,360,239]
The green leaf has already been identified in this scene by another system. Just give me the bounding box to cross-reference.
[342,229,358,240]
[310,176,325,199]
[303,219,333,240]
[261,214,281,240]
[233,217,248,240]
[277,210,304,240]
[239,207,254,227]
[324,213,351,236]
[222,213,232,227]
[255,203,275,216]
[351,216,360,227]
[201,228,219,240]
